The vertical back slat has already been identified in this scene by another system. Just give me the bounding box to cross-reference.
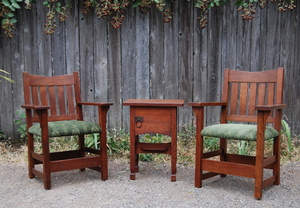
[230,83,239,115]
[257,83,266,105]
[248,83,257,115]
[267,83,275,105]
[31,86,39,105]
[66,85,75,114]
[40,86,48,106]
[276,67,284,104]
[57,85,66,115]
[48,86,57,116]
[23,73,31,105]
[222,68,230,102]
[239,83,248,115]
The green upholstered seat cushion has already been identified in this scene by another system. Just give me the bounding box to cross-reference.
[201,124,278,141]
[28,120,101,137]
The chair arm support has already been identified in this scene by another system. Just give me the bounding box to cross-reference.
[255,104,286,111]
[188,102,227,107]
[256,104,286,133]
[77,102,113,107]
[189,102,227,131]
[21,105,50,133]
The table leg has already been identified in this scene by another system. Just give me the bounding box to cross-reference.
[171,134,177,182]
[134,135,139,172]
[130,135,140,180]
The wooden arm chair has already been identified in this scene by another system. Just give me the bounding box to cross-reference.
[21,72,112,189]
[188,68,286,199]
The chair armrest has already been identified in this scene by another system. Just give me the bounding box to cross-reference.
[188,102,227,107]
[21,105,50,110]
[77,102,113,107]
[255,104,286,111]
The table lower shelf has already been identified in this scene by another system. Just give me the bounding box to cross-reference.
[136,142,172,154]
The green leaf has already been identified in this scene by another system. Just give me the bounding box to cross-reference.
[10,18,17,24]
[195,2,201,7]
[43,1,49,6]
[0,69,10,74]
[235,0,242,6]
[243,3,249,7]
[0,75,15,83]
[7,13,15,17]
[131,2,139,7]
[56,7,61,13]
[132,0,142,7]
[12,3,21,9]
[2,0,11,7]
[9,5,16,11]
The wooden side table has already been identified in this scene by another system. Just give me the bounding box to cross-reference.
[123,99,184,181]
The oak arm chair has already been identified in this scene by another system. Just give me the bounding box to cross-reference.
[188,67,286,199]
[21,72,112,189]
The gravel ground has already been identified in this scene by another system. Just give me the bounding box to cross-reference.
[0,160,300,208]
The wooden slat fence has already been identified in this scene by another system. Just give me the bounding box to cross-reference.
[0,0,299,141]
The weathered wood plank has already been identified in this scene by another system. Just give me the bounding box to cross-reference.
[11,7,25,139]
[65,0,80,74]
[163,2,179,100]
[149,9,164,99]
[136,11,150,99]
[205,6,223,126]
[93,12,110,126]
[106,19,122,128]
[121,6,137,129]
[36,1,52,76]
[177,0,193,127]
[0,33,14,138]
[78,2,95,123]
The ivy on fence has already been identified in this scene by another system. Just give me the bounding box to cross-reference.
[0,0,297,38]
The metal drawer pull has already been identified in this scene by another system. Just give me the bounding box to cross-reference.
[135,116,143,128]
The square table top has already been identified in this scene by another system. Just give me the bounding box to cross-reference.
[123,99,184,107]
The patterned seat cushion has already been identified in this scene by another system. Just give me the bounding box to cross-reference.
[29,120,101,137]
[201,124,278,141]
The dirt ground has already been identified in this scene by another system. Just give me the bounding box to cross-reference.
[0,159,300,207]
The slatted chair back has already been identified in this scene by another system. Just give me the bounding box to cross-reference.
[221,68,284,124]
[23,72,83,122]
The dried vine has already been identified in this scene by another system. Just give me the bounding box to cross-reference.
[0,0,297,38]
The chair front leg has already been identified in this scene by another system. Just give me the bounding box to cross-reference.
[273,109,282,185]
[78,134,86,171]
[98,106,110,181]
[100,131,108,181]
[36,109,51,189]
[24,108,35,179]
[27,133,35,179]
[220,138,227,178]
[192,106,205,188]
[254,110,271,199]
